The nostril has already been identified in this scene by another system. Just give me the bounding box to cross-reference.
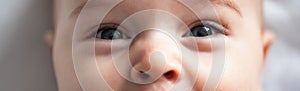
[139,71,150,79]
[163,70,178,82]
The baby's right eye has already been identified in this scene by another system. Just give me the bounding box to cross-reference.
[96,24,128,40]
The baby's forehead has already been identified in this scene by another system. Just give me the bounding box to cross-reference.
[54,0,261,24]
[58,0,261,11]
[57,0,259,13]
[65,0,245,15]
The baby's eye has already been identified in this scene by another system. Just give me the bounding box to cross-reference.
[184,21,226,37]
[96,24,128,40]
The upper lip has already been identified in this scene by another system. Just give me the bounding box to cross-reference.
[132,77,174,91]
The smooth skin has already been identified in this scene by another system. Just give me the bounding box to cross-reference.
[46,0,274,91]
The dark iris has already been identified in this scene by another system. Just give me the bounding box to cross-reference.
[190,24,213,37]
[96,27,123,40]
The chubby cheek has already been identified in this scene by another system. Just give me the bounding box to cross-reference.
[181,36,224,90]
[94,42,126,90]
[53,46,83,91]
[215,39,264,90]
[96,56,126,90]
[192,54,213,90]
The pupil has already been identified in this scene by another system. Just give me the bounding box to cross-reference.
[191,25,212,37]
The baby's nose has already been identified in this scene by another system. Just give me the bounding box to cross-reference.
[129,30,181,84]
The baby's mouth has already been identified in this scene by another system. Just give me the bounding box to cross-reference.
[127,77,174,91]
[149,79,174,91]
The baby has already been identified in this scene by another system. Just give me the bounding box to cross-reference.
[46,0,274,91]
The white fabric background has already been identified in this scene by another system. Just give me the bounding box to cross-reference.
[0,0,299,91]
[0,0,57,91]
[263,0,300,91]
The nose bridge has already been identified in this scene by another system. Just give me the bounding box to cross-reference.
[129,30,178,67]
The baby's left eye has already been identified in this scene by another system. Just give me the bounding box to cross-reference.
[184,21,226,37]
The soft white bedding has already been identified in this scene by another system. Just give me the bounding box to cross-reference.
[263,0,300,90]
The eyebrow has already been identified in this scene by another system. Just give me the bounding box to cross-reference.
[70,0,242,17]
[70,1,87,17]
[210,0,242,16]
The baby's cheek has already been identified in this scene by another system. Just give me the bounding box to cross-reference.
[95,54,129,90]
[94,43,132,90]
[216,39,263,90]
[192,54,213,90]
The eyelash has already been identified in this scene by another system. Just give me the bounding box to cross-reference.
[88,23,122,39]
[186,20,228,36]
[91,20,228,40]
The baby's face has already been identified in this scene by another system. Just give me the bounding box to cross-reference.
[50,0,273,91]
